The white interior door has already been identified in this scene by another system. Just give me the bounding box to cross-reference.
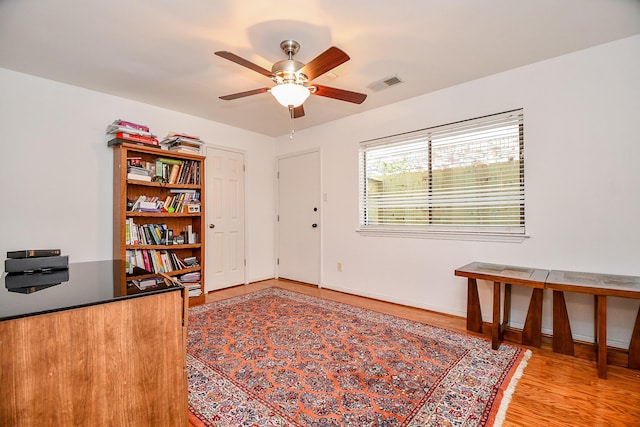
[277,151,320,285]
[205,146,245,291]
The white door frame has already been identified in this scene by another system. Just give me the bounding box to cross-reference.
[276,148,322,287]
[204,144,248,290]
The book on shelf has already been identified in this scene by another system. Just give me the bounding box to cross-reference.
[127,157,142,166]
[108,137,160,148]
[187,283,202,297]
[168,164,181,184]
[160,132,204,147]
[106,119,158,147]
[183,225,194,244]
[107,119,150,133]
[179,271,201,282]
[158,272,184,288]
[169,145,201,154]
[126,248,188,275]
[7,249,61,259]
[156,157,184,165]
[183,256,198,267]
[131,277,159,291]
[128,166,149,175]
[116,132,159,145]
[150,158,200,185]
[127,172,152,182]
[128,191,199,214]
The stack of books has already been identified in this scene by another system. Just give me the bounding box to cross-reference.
[179,271,201,297]
[186,283,202,298]
[126,157,152,182]
[4,249,69,293]
[106,119,159,147]
[160,132,204,153]
[182,256,199,267]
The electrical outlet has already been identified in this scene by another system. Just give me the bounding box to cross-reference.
[337,262,342,272]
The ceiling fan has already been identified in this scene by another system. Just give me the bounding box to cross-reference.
[214,40,367,119]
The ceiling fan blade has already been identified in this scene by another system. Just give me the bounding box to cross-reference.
[312,85,367,104]
[214,51,274,77]
[299,47,350,81]
[293,105,305,118]
[219,87,270,100]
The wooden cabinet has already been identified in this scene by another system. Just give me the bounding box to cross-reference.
[0,277,188,426]
[112,142,205,306]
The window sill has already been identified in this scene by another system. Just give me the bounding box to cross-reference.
[356,228,529,243]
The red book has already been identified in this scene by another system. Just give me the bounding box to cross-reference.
[141,250,151,272]
[116,132,159,146]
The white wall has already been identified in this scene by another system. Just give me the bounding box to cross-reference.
[275,35,640,348]
[0,69,276,283]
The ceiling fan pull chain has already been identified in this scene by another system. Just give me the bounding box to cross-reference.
[289,106,295,140]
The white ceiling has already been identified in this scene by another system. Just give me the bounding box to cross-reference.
[1,0,639,137]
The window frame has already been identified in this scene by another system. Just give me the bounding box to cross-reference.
[358,109,527,242]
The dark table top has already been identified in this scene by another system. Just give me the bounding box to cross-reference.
[1,260,180,321]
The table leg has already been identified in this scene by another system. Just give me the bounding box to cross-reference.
[466,278,483,333]
[596,295,607,379]
[522,288,543,348]
[552,290,574,355]
[629,304,640,369]
[503,283,512,331]
[492,281,501,350]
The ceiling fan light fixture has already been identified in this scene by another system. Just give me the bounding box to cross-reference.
[270,83,310,107]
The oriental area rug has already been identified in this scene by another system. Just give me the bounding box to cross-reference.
[186,288,530,427]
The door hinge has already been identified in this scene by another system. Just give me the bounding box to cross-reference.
[277,258,279,265]
[243,164,246,172]
[244,259,246,267]
[277,171,279,179]
[277,214,279,222]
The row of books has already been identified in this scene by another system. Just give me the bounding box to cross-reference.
[129,191,200,214]
[126,220,199,246]
[125,249,194,275]
[125,157,201,186]
[157,158,201,185]
[126,220,170,246]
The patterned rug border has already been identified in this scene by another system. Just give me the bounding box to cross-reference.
[187,286,531,427]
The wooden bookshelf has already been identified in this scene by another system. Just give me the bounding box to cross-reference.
[112,142,205,306]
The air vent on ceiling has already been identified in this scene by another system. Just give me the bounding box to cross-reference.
[367,75,404,92]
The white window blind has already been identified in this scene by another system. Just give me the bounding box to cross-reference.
[359,109,524,237]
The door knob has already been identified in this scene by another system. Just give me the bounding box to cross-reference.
[209,224,215,229]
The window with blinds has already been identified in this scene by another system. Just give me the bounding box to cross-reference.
[359,109,524,237]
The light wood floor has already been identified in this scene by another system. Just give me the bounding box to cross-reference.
[192,279,640,427]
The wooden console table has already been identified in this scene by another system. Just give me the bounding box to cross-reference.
[455,262,549,350]
[0,260,189,426]
[545,269,640,379]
